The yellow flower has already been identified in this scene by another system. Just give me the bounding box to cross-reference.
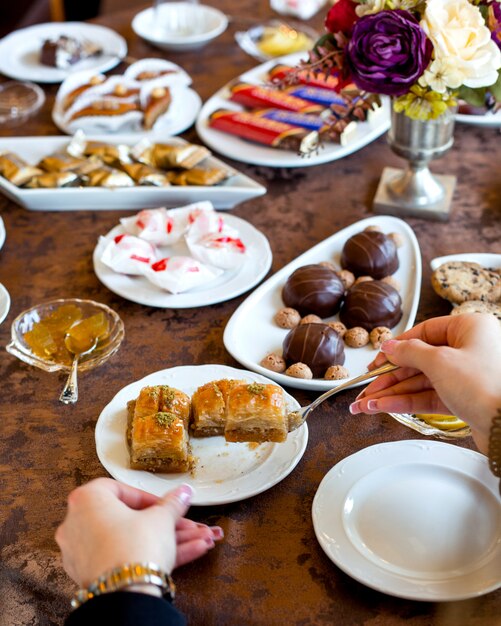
[393,85,456,120]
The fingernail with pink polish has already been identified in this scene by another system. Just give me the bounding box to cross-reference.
[367,400,378,411]
[177,483,194,505]
[381,339,397,354]
[205,537,215,548]
[349,401,361,414]
[210,526,224,539]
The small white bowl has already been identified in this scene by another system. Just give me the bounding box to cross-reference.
[132,3,228,52]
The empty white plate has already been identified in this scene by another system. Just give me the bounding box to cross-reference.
[312,440,501,601]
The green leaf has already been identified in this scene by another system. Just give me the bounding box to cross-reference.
[458,85,486,107]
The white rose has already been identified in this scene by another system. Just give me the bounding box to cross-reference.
[421,0,501,89]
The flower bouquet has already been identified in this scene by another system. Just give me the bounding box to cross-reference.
[299,0,501,120]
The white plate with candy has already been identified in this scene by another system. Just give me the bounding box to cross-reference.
[93,205,272,308]
[196,52,391,168]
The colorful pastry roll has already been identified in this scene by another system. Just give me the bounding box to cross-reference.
[191,379,245,437]
[224,382,289,443]
[229,82,324,114]
[285,85,350,107]
[120,208,184,246]
[268,64,344,91]
[143,256,223,294]
[129,385,193,473]
[24,171,79,188]
[100,234,158,275]
[208,109,319,154]
[259,109,328,132]
[0,152,42,186]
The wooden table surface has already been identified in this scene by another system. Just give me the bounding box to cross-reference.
[0,2,500,625]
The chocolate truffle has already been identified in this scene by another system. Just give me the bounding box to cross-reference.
[339,281,403,331]
[283,323,345,377]
[282,264,345,318]
[340,231,399,279]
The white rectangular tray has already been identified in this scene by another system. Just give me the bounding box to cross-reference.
[0,134,266,211]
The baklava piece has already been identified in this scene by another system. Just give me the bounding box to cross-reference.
[129,385,193,473]
[225,382,288,443]
[191,379,244,437]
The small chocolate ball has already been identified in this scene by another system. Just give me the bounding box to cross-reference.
[341,231,399,279]
[282,264,345,318]
[285,363,313,379]
[260,353,287,372]
[325,365,350,380]
[275,307,301,329]
[283,323,345,378]
[339,280,403,331]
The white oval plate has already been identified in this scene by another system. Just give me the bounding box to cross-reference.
[430,252,501,271]
[196,52,390,168]
[95,364,308,505]
[0,216,5,250]
[224,215,421,391]
[456,111,501,128]
[0,22,127,83]
[312,440,501,601]
[93,213,272,308]
[53,86,202,137]
[0,283,11,325]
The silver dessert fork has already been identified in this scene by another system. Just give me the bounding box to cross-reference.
[288,361,400,432]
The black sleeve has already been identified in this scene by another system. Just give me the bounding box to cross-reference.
[65,591,187,626]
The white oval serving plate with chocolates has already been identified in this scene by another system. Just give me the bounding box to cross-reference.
[223,215,421,391]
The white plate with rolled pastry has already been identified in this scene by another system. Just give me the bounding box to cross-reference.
[95,364,308,505]
[52,59,201,136]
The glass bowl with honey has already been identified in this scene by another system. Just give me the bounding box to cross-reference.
[6,298,124,372]
[388,412,471,440]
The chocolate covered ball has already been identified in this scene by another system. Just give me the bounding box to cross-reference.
[282,264,345,318]
[339,281,403,331]
[283,323,345,377]
[341,231,399,279]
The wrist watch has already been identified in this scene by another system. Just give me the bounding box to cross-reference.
[71,562,176,609]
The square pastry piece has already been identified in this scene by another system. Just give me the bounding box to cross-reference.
[129,385,193,473]
[191,379,245,437]
[225,383,288,443]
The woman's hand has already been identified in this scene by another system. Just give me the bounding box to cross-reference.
[55,478,223,588]
[349,314,501,453]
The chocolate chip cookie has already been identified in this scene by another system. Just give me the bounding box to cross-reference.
[431,261,501,304]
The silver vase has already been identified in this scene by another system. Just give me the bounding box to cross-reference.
[373,106,457,221]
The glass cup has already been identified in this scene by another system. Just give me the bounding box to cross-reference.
[153,0,200,38]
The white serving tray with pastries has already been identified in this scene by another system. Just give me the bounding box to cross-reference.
[196,52,391,168]
[430,252,501,272]
[95,364,308,505]
[0,134,266,211]
[224,215,421,391]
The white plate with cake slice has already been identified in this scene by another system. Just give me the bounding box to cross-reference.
[95,364,308,506]
[0,22,127,83]
[223,215,421,391]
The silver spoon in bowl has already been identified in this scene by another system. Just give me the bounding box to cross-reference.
[59,335,98,405]
[288,361,400,432]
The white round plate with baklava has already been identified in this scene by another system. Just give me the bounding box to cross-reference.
[95,364,308,505]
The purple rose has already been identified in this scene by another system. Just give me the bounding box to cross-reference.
[346,10,432,96]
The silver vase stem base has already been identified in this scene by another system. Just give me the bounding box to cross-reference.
[373,166,456,222]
